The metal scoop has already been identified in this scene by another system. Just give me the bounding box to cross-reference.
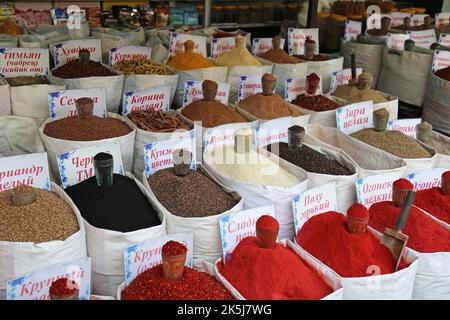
[380,190,416,271]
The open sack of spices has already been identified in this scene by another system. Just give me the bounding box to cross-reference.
[416,121,450,168]
[0,78,11,116]
[213,35,273,104]
[0,181,87,300]
[235,73,310,127]
[265,125,358,212]
[143,149,243,262]
[295,203,419,300]
[349,108,436,175]
[363,16,392,43]
[214,216,343,300]
[257,36,308,96]
[368,179,450,300]
[291,73,348,127]
[166,40,228,108]
[62,152,166,296]
[40,97,136,181]
[118,241,234,300]
[112,54,179,106]
[50,50,124,113]
[203,128,308,240]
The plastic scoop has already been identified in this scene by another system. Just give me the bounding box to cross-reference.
[11,185,36,206]
[172,149,192,176]
[78,49,90,64]
[256,215,279,249]
[380,190,416,271]
[75,97,94,120]
[93,152,114,187]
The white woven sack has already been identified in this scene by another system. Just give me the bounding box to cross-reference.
[428,130,450,168]
[0,35,18,48]
[373,92,399,120]
[0,115,45,154]
[293,95,348,127]
[39,113,136,182]
[0,78,11,116]
[214,239,344,300]
[423,73,450,136]
[142,166,244,262]
[0,182,87,299]
[306,56,344,93]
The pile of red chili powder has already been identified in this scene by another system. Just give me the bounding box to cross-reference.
[49,278,79,297]
[217,237,333,300]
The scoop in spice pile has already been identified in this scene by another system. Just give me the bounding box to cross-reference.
[266,125,353,175]
[369,179,450,253]
[112,56,170,75]
[294,37,331,61]
[4,75,50,87]
[217,216,333,299]
[0,185,79,243]
[416,121,450,155]
[350,108,432,159]
[366,16,392,36]
[49,278,79,300]
[237,73,301,120]
[181,80,247,128]
[44,97,132,141]
[128,109,192,133]
[167,40,215,70]
[214,35,262,67]
[121,241,234,300]
[296,204,409,278]
[258,36,303,64]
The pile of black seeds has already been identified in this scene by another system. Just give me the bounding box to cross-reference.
[65,174,161,232]
[266,143,353,175]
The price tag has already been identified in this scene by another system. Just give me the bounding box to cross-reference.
[252,37,285,55]
[344,20,362,41]
[169,32,207,57]
[237,75,262,103]
[408,167,449,191]
[53,38,102,67]
[124,232,194,285]
[390,12,412,27]
[108,46,152,65]
[0,153,50,191]
[144,132,196,176]
[412,14,428,27]
[292,182,337,233]
[122,85,171,115]
[210,37,236,59]
[219,205,276,262]
[330,68,363,93]
[439,33,450,47]
[285,76,305,102]
[56,143,124,188]
[386,33,410,51]
[0,48,49,77]
[203,122,252,152]
[387,118,422,138]
[182,80,230,107]
[288,28,319,55]
[407,29,437,49]
[435,13,450,27]
[7,257,91,300]
[432,50,450,73]
[336,100,374,135]
[356,172,401,208]
[48,88,107,120]
[254,117,293,148]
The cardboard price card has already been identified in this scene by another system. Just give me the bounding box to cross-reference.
[336,100,374,135]
[48,88,107,120]
[53,38,102,67]
[292,182,337,233]
[183,80,230,107]
[436,13,450,27]
[344,20,362,42]
[169,32,207,57]
[144,132,196,176]
[254,117,293,148]
[203,122,252,152]
[412,14,428,27]
[56,142,124,188]
[390,12,412,27]
[432,50,450,73]
[7,257,91,300]
[356,172,401,208]
[288,28,319,55]
[439,33,450,47]
[285,76,306,102]
[387,118,421,138]
[386,33,410,51]
[407,30,437,49]
[408,167,449,191]
[0,48,49,77]
[0,153,50,192]
[219,205,276,262]
[108,46,152,65]
[252,37,285,55]
[330,68,362,93]
[237,75,262,102]
[122,85,170,115]
[210,37,236,59]
[124,232,194,285]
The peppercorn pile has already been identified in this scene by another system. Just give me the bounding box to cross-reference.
[148,168,238,217]
[128,110,192,132]
[52,59,116,78]
[4,75,50,87]
[266,143,353,175]
[238,93,301,120]
[434,66,450,81]
[217,237,333,299]
[44,116,132,141]
[121,264,234,300]
[0,186,79,243]
[65,174,161,232]
[112,57,170,75]
[293,94,340,111]
[49,278,79,297]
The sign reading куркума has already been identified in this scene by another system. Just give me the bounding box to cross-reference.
[122,85,171,115]
[336,100,374,134]
[0,48,49,77]
[53,38,102,67]
[108,46,152,65]
[183,80,230,107]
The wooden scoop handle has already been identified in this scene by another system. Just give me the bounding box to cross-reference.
[395,190,416,232]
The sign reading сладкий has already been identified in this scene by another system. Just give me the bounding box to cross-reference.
[336,100,374,135]
[122,85,171,116]
[0,48,49,77]
[53,38,102,67]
